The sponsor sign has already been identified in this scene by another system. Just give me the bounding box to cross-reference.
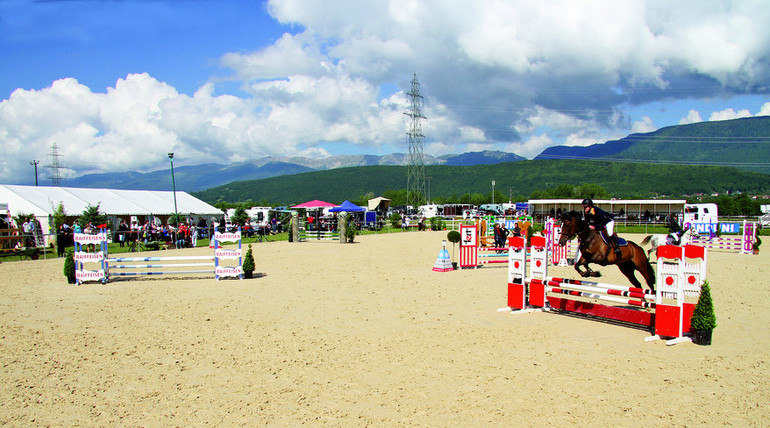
[460,224,477,247]
[685,222,718,234]
[75,269,105,281]
[74,251,104,262]
[74,233,108,244]
[215,248,242,259]
[215,266,243,278]
[214,231,241,243]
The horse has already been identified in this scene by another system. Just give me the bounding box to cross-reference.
[558,211,656,292]
[639,228,696,258]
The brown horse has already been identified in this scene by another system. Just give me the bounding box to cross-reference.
[558,211,656,292]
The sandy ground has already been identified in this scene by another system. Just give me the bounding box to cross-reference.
[0,231,768,426]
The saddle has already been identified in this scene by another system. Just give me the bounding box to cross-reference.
[598,230,627,246]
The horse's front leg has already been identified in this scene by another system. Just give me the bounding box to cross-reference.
[576,260,601,278]
[574,258,595,278]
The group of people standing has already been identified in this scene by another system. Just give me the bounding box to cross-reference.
[114,219,199,249]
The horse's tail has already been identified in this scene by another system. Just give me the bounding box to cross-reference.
[640,235,652,246]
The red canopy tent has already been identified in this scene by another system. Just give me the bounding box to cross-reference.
[290,200,338,209]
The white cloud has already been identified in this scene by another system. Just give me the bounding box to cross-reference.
[756,102,770,116]
[632,116,656,133]
[3,0,770,184]
[679,109,703,124]
[709,107,753,121]
[506,134,553,159]
[219,32,327,81]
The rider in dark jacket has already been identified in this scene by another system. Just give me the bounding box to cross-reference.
[582,198,621,257]
[666,214,689,246]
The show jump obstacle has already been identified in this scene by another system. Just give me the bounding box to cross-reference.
[459,220,577,269]
[686,220,756,254]
[501,236,707,345]
[459,224,509,268]
[74,229,244,284]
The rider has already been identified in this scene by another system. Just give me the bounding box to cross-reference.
[666,214,689,246]
[581,198,621,257]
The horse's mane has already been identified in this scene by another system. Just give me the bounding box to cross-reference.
[560,210,585,223]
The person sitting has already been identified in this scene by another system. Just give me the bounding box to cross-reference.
[581,198,621,257]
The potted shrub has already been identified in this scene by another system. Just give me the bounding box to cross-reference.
[753,236,761,255]
[447,230,461,269]
[690,280,717,345]
[63,250,77,284]
[389,212,402,229]
[242,244,255,279]
[345,215,357,243]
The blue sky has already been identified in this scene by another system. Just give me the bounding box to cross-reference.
[0,0,285,98]
[1,0,769,185]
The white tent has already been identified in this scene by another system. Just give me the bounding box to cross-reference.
[0,184,222,241]
[367,196,390,212]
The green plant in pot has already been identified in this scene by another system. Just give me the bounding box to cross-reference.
[345,214,357,243]
[389,212,402,229]
[447,230,461,269]
[690,280,717,345]
[63,250,77,284]
[753,236,761,255]
[242,244,255,279]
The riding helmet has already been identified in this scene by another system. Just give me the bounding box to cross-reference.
[581,198,593,207]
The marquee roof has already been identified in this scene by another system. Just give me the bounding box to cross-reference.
[0,184,222,218]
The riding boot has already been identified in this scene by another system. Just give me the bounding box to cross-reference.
[611,235,622,257]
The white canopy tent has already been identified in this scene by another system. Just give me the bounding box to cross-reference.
[0,184,222,241]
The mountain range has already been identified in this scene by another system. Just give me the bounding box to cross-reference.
[58,116,770,193]
[63,151,527,192]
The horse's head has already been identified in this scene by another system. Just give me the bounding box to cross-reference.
[558,211,584,246]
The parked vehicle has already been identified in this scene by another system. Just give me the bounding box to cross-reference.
[683,203,718,226]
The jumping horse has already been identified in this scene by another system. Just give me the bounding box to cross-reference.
[558,211,656,292]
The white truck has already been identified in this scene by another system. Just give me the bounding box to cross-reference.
[418,204,442,218]
[682,203,718,226]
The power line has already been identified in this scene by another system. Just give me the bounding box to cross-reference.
[405,73,426,209]
[534,153,770,168]
[46,142,64,186]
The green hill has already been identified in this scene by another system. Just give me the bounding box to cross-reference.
[192,160,770,205]
[537,116,770,174]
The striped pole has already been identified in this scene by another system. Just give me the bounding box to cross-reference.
[107,256,214,262]
[110,270,215,276]
[531,281,655,308]
[541,277,656,296]
[109,263,214,269]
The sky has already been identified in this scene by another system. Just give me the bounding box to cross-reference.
[1,0,770,186]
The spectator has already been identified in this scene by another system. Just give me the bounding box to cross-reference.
[493,223,509,252]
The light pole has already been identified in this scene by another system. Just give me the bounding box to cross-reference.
[492,180,496,205]
[30,160,39,186]
[426,176,432,204]
[168,153,179,245]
